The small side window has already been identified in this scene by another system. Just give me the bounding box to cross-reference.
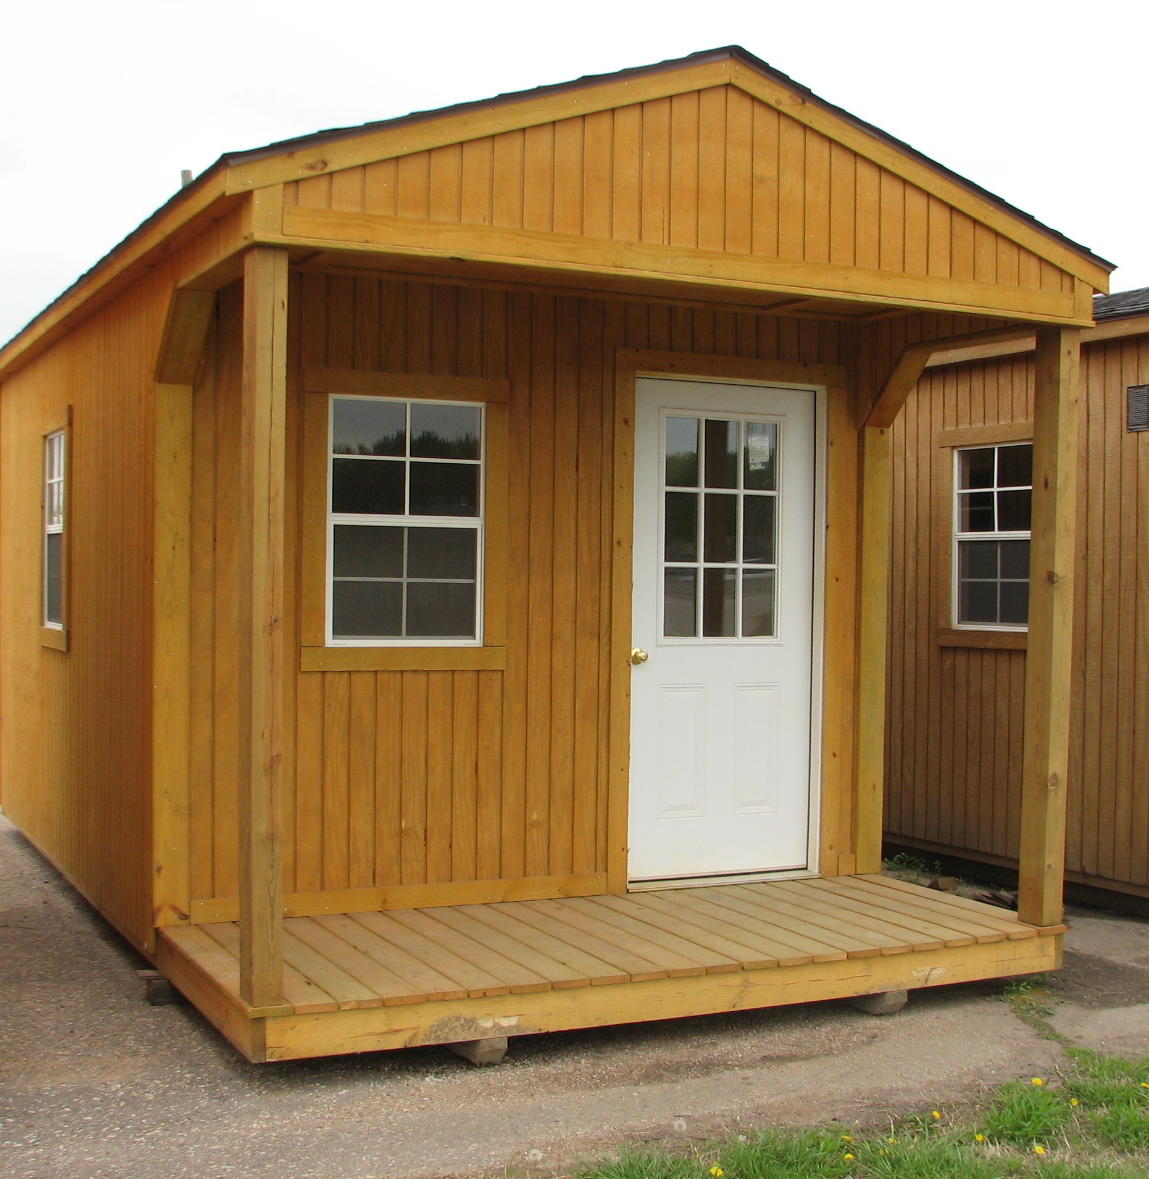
[43,426,68,644]
[953,443,1032,629]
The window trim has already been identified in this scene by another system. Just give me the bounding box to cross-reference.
[936,424,1031,651]
[41,415,71,651]
[300,367,508,672]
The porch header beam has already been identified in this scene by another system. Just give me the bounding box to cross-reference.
[237,246,289,1007]
[1017,327,1081,928]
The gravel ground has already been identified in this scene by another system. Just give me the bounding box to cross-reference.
[3,812,1148,1179]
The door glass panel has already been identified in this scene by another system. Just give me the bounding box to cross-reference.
[743,422,777,491]
[664,569,697,636]
[661,412,781,640]
[702,568,737,636]
[664,492,698,561]
[742,568,776,636]
[742,496,776,565]
[703,419,739,488]
[665,417,699,486]
[702,493,737,562]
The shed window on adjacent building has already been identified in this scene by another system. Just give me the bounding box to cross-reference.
[1129,384,1149,432]
[953,443,1032,628]
[327,396,484,644]
[43,427,67,633]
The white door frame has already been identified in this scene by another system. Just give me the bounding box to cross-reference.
[625,372,828,887]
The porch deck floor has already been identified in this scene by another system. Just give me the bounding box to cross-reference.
[161,874,1055,1017]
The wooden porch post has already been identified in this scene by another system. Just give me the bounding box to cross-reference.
[854,425,893,874]
[1017,327,1081,928]
[238,247,288,1007]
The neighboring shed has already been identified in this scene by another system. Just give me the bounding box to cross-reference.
[885,289,1149,905]
[0,48,1109,1062]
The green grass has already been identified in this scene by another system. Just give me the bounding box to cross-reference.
[567,1050,1149,1179]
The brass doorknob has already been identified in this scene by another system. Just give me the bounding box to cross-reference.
[629,648,649,665]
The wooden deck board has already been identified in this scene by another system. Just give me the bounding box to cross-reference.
[160,876,1065,1060]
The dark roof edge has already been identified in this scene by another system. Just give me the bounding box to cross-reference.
[1093,287,1149,321]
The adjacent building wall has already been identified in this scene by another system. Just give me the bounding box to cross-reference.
[885,326,1149,899]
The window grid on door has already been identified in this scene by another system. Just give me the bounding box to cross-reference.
[660,413,780,640]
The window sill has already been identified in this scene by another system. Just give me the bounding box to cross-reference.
[41,626,69,652]
[938,628,1027,651]
[300,645,506,672]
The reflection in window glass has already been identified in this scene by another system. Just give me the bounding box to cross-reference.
[703,419,739,488]
[410,403,481,459]
[664,569,697,637]
[702,568,737,636]
[332,399,405,456]
[665,417,699,487]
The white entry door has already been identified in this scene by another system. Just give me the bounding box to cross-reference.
[628,378,820,882]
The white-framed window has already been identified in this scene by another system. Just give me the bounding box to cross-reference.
[43,428,66,629]
[327,396,484,645]
[953,442,1032,629]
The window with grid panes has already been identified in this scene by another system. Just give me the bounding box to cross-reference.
[327,397,483,644]
[43,429,66,629]
[954,442,1032,628]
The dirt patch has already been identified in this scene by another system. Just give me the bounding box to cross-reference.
[1052,950,1149,1009]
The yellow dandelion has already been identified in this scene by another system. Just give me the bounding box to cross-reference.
[1034,1144,1047,1156]
[843,1153,854,1161]
[887,1137,898,1145]
[879,1148,889,1156]
[931,1110,942,1120]
[1031,1077,1045,1086]
[841,1134,854,1142]
[1070,1097,1080,1107]
[1140,1082,1149,1089]
[975,1133,987,1143]
[708,1169,725,1178]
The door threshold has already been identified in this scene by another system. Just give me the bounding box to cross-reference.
[628,866,816,891]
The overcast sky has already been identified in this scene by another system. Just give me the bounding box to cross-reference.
[2,0,1143,346]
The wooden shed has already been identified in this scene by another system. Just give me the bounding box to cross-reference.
[885,288,1149,905]
[0,47,1110,1062]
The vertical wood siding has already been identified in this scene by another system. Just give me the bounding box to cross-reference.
[0,278,161,947]
[885,332,1149,897]
[285,87,1065,298]
[187,273,850,906]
